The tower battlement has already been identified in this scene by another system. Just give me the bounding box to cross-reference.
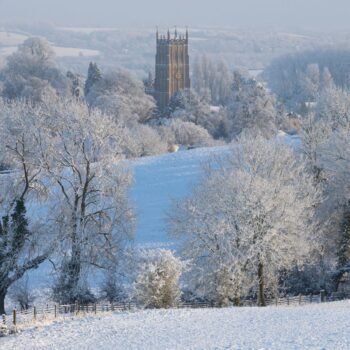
[156,28,189,44]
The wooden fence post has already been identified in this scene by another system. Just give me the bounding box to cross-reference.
[275,297,278,306]
[287,295,290,306]
[54,304,57,318]
[94,303,97,315]
[299,294,302,305]
[320,290,326,303]
[12,309,16,326]
[34,306,37,321]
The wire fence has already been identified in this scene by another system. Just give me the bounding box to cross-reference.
[1,301,138,328]
[2,291,350,329]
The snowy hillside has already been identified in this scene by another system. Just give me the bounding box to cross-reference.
[130,145,231,248]
[1,301,350,349]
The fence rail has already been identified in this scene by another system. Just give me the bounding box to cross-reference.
[2,291,350,329]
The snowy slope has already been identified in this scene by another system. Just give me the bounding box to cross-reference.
[130,134,300,248]
[1,301,350,350]
[130,145,230,248]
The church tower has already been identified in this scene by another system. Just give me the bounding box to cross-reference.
[154,28,190,114]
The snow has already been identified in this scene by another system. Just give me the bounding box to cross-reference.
[130,145,231,248]
[210,105,221,112]
[58,27,121,33]
[1,301,349,349]
[0,46,100,58]
[52,47,100,58]
[0,46,16,57]
[0,31,100,58]
[0,30,100,59]
[0,32,28,46]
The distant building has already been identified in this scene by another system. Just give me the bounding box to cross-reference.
[154,28,190,114]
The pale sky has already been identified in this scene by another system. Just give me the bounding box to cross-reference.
[0,0,348,31]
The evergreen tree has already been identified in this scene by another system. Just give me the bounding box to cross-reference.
[84,62,102,97]
[0,199,47,314]
[338,204,350,268]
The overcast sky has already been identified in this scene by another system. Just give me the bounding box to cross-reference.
[0,0,349,31]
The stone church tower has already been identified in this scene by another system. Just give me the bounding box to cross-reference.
[154,28,190,114]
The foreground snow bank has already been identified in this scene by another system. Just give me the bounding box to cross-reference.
[1,301,349,350]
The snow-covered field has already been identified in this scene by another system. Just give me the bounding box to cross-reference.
[0,31,100,58]
[0,31,28,46]
[1,301,349,349]
[0,45,100,58]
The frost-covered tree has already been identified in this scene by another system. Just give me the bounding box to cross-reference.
[301,64,320,103]
[264,50,350,110]
[36,100,135,304]
[0,37,68,102]
[126,125,168,157]
[165,119,214,147]
[300,112,332,182]
[337,205,350,269]
[227,73,279,138]
[321,127,350,272]
[192,56,233,105]
[67,71,85,98]
[170,135,321,306]
[86,69,155,124]
[167,89,210,123]
[167,89,228,140]
[0,100,50,314]
[316,85,350,129]
[133,250,183,309]
[322,127,350,205]
[84,62,102,97]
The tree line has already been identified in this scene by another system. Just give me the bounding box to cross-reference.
[1,37,350,312]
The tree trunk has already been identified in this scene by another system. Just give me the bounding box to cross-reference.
[0,290,6,315]
[233,296,241,306]
[258,262,266,307]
